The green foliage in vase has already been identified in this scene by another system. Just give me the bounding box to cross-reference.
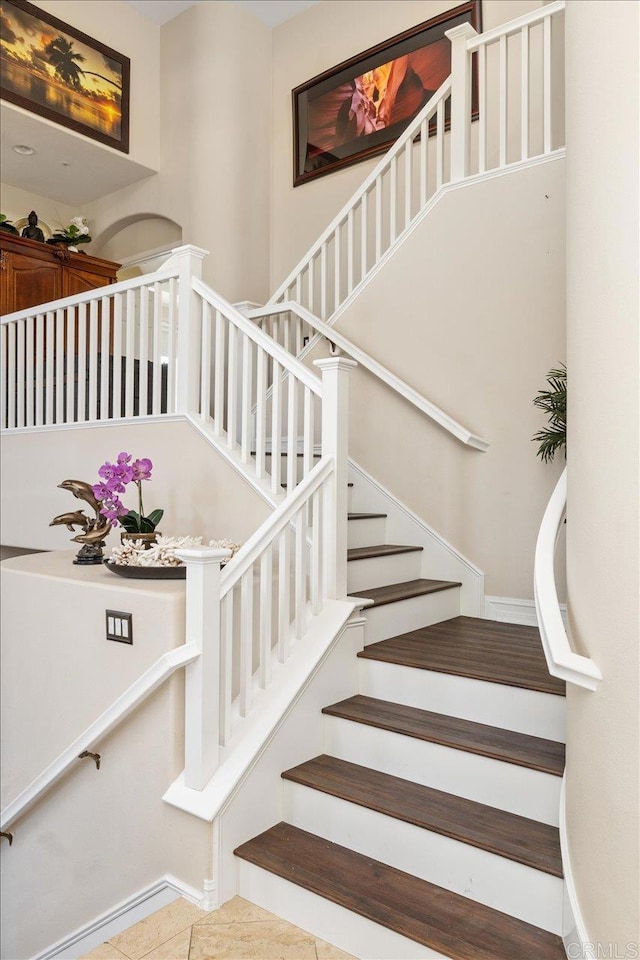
[532,363,567,463]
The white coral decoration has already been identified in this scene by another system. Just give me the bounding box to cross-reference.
[70,216,90,235]
[108,535,242,567]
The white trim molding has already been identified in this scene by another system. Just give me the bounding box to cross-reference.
[485,596,567,627]
[32,874,204,960]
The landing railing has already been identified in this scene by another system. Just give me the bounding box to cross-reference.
[268,1,565,332]
[534,467,601,690]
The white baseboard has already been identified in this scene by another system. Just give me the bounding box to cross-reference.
[33,874,205,960]
[485,595,567,627]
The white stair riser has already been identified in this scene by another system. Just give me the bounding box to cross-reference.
[363,589,461,644]
[238,860,444,960]
[359,660,567,742]
[283,781,563,934]
[347,551,422,593]
[347,516,387,549]
[323,716,562,826]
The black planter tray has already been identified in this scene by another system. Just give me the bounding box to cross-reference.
[104,560,186,579]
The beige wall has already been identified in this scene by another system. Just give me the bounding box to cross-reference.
[270,0,554,292]
[564,0,640,949]
[329,157,565,597]
[0,181,75,235]
[0,419,271,551]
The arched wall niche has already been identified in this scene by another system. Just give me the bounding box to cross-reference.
[93,213,182,267]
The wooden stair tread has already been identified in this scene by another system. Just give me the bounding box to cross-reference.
[347,543,423,561]
[282,755,562,877]
[351,578,461,607]
[358,616,566,697]
[234,823,565,960]
[347,512,387,520]
[322,695,565,776]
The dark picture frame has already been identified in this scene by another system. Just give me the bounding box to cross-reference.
[0,0,130,153]
[292,0,481,187]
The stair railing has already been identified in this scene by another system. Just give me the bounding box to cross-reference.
[534,467,601,690]
[248,301,489,451]
[267,0,565,339]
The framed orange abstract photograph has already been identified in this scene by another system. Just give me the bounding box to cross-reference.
[0,0,130,153]
[293,1,481,186]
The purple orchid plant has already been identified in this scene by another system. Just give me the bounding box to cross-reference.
[93,452,163,534]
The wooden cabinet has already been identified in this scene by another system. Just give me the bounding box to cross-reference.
[0,234,120,315]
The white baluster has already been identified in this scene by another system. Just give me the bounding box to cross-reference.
[239,568,254,717]
[420,119,428,206]
[390,156,397,242]
[499,33,508,168]
[436,99,445,190]
[311,487,322,614]
[177,547,230,791]
[259,545,272,688]
[303,386,314,482]
[7,323,16,429]
[314,356,357,599]
[241,333,253,462]
[113,294,123,420]
[200,299,212,421]
[139,287,149,417]
[25,316,34,427]
[271,359,282,494]
[152,281,162,415]
[88,301,98,421]
[56,309,64,424]
[221,592,234,745]
[404,140,412,228]
[0,324,7,429]
[295,508,306,640]
[100,297,110,420]
[45,311,55,424]
[543,15,552,154]
[334,226,341,312]
[375,176,382,260]
[65,307,75,425]
[125,291,135,418]
[35,313,44,427]
[446,22,477,182]
[320,243,328,320]
[478,44,487,174]
[227,322,238,448]
[17,318,25,428]
[287,375,298,492]
[521,26,530,160]
[278,527,290,662]
[347,209,354,295]
[167,277,177,413]
[76,305,86,423]
[360,194,368,281]
[213,309,226,436]
[295,273,302,305]
[256,346,267,479]
[175,245,207,415]
[308,257,315,314]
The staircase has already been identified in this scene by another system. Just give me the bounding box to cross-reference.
[233,499,567,959]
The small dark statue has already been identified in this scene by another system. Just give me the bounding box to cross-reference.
[50,480,112,565]
[21,210,45,242]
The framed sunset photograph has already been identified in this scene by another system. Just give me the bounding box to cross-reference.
[293,0,481,186]
[0,0,130,152]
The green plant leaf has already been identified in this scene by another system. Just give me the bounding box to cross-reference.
[139,516,156,533]
[532,363,566,463]
[147,509,164,528]
[120,510,140,533]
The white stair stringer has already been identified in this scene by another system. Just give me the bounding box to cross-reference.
[358,659,566,742]
[238,860,444,960]
[283,780,563,934]
[323,715,562,827]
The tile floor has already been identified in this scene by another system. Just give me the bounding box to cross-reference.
[81,896,357,960]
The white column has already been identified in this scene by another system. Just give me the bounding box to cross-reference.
[445,22,477,182]
[314,356,357,600]
[173,245,208,415]
[176,546,231,791]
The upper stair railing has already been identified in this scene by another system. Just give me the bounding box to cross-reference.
[534,467,601,690]
[267,1,565,332]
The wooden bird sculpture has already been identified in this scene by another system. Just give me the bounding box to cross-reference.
[51,479,112,565]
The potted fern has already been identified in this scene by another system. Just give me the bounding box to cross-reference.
[532,364,566,462]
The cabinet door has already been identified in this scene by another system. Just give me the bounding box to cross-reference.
[63,265,113,297]
[1,251,61,314]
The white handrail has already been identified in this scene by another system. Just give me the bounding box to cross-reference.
[534,467,601,690]
[268,76,453,307]
[248,302,489,452]
[466,0,564,50]
[193,278,322,398]
[0,642,199,834]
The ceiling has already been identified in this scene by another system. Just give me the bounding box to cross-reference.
[125,0,319,28]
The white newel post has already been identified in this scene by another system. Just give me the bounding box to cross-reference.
[176,547,231,791]
[172,245,208,416]
[314,356,357,600]
[446,22,477,182]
